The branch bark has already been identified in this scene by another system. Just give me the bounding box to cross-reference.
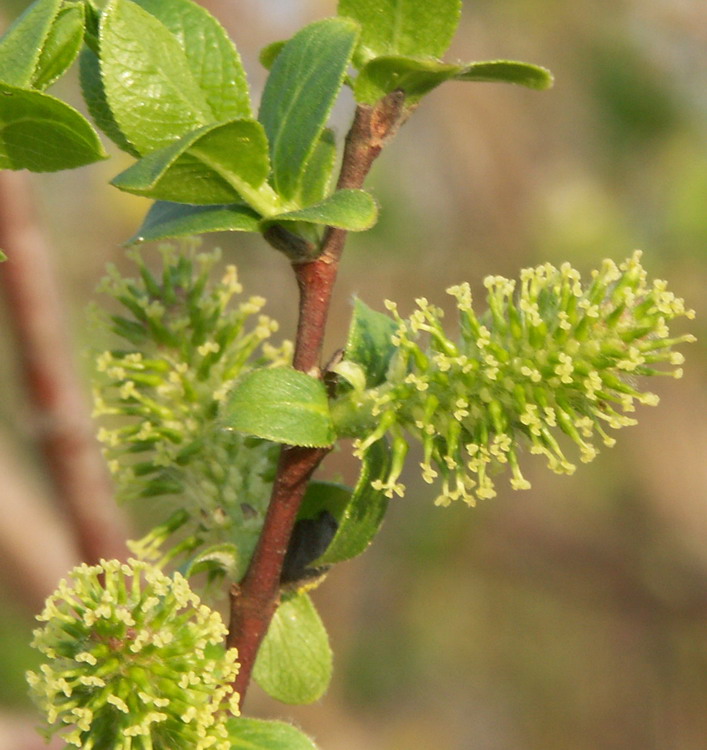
[0,171,130,565]
[227,92,408,705]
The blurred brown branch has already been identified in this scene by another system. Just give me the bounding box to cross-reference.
[0,171,129,572]
[0,428,78,612]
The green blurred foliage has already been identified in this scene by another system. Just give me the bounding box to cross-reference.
[0,585,41,708]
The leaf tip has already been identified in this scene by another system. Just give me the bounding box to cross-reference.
[533,65,555,90]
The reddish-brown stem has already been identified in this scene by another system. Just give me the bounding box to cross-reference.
[0,171,130,565]
[226,445,327,694]
[227,93,408,705]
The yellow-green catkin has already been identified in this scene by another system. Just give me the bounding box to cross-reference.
[27,559,239,749]
[349,252,695,505]
[92,242,291,575]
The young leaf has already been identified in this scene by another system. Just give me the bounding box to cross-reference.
[355,56,461,105]
[0,82,106,171]
[338,0,461,67]
[455,60,554,89]
[344,297,398,388]
[299,481,353,523]
[181,542,239,580]
[258,17,359,202]
[259,40,286,71]
[0,0,61,87]
[110,119,278,212]
[315,438,391,565]
[127,201,260,244]
[100,0,213,154]
[223,367,335,448]
[110,133,239,205]
[299,128,336,207]
[226,718,319,750]
[131,0,252,121]
[355,56,554,106]
[294,445,392,566]
[79,48,139,155]
[31,2,86,90]
[253,592,333,704]
[263,189,378,233]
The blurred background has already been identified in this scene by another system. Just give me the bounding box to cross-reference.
[0,0,705,748]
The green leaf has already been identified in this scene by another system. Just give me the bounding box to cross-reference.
[455,60,554,90]
[264,189,378,232]
[111,119,278,212]
[296,471,393,567]
[259,17,359,202]
[0,82,106,171]
[131,0,252,121]
[299,128,336,207]
[32,2,86,90]
[223,367,335,448]
[83,0,100,50]
[316,438,391,564]
[0,250,8,262]
[344,297,398,388]
[226,718,319,750]
[299,481,353,523]
[253,592,332,704]
[128,201,260,244]
[0,0,61,87]
[355,55,460,105]
[338,0,461,67]
[259,40,286,71]
[79,47,139,155]
[100,0,213,154]
[355,55,554,105]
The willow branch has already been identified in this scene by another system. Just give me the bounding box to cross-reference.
[227,92,409,706]
[0,171,130,565]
